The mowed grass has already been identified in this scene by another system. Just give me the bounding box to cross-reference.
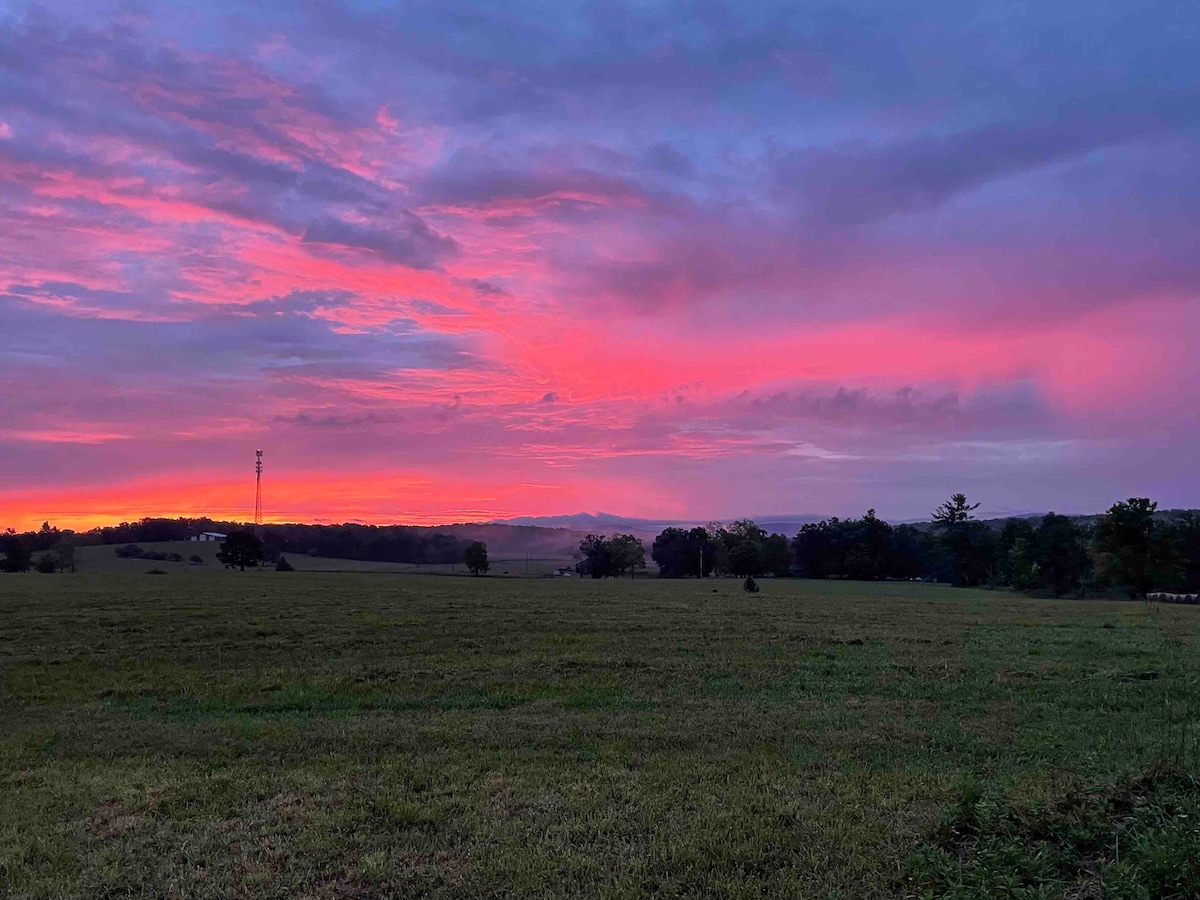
[1,574,1198,898]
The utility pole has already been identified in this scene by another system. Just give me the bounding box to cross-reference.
[254,449,263,541]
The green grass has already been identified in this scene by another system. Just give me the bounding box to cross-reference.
[1,574,1198,897]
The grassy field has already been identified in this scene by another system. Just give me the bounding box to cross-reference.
[71,541,575,577]
[2,574,1199,898]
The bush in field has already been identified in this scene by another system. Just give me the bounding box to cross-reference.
[216,531,264,571]
[35,555,58,573]
[115,544,144,559]
[52,542,75,572]
[463,541,489,575]
[1,534,32,573]
[276,556,294,572]
[189,555,204,565]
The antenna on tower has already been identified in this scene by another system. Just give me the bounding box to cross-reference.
[254,449,263,539]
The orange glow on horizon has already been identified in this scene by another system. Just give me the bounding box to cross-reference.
[0,469,674,533]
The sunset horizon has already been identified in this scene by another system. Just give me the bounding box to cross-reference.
[3,0,1198,534]
[5,3,1200,895]
[2,465,1188,535]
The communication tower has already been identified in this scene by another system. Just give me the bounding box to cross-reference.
[254,449,263,538]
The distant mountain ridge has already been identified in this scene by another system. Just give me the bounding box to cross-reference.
[490,507,1200,538]
[494,512,829,542]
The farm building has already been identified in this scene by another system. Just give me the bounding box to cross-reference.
[190,532,226,542]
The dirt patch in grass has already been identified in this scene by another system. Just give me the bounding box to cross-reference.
[299,870,373,900]
[393,850,472,887]
[86,800,151,839]
[963,699,1018,744]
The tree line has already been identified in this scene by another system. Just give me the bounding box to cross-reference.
[4,498,1199,598]
[0,517,477,571]
[646,496,1200,598]
[1,522,74,573]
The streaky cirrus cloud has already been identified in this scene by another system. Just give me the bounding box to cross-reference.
[1,0,1198,530]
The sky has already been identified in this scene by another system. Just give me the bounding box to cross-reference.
[1,0,1198,530]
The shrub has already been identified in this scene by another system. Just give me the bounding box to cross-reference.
[743,575,760,593]
[145,568,168,575]
[189,555,204,565]
[114,544,143,559]
[276,556,294,572]
[216,531,264,571]
[167,553,183,563]
[463,541,489,575]
[52,542,75,573]
[35,555,58,573]
[1,535,32,573]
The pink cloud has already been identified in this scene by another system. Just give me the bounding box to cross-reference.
[1,7,1197,528]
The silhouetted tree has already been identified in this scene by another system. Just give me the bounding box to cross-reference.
[577,534,614,578]
[51,541,75,573]
[761,533,792,576]
[889,524,930,580]
[844,509,892,579]
[1008,537,1037,591]
[1162,513,1200,592]
[32,521,60,552]
[216,530,263,571]
[606,534,646,576]
[932,493,982,586]
[996,518,1036,585]
[1094,498,1177,597]
[1032,513,1091,596]
[463,541,489,575]
[728,539,765,577]
[703,522,731,574]
[792,520,837,578]
[652,528,690,577]
[791,514,929,581]
[932,493,980,529]
[725,519,768,545]
[652,527,718,577]
[275,555,294,572]
[0,532,31,573]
